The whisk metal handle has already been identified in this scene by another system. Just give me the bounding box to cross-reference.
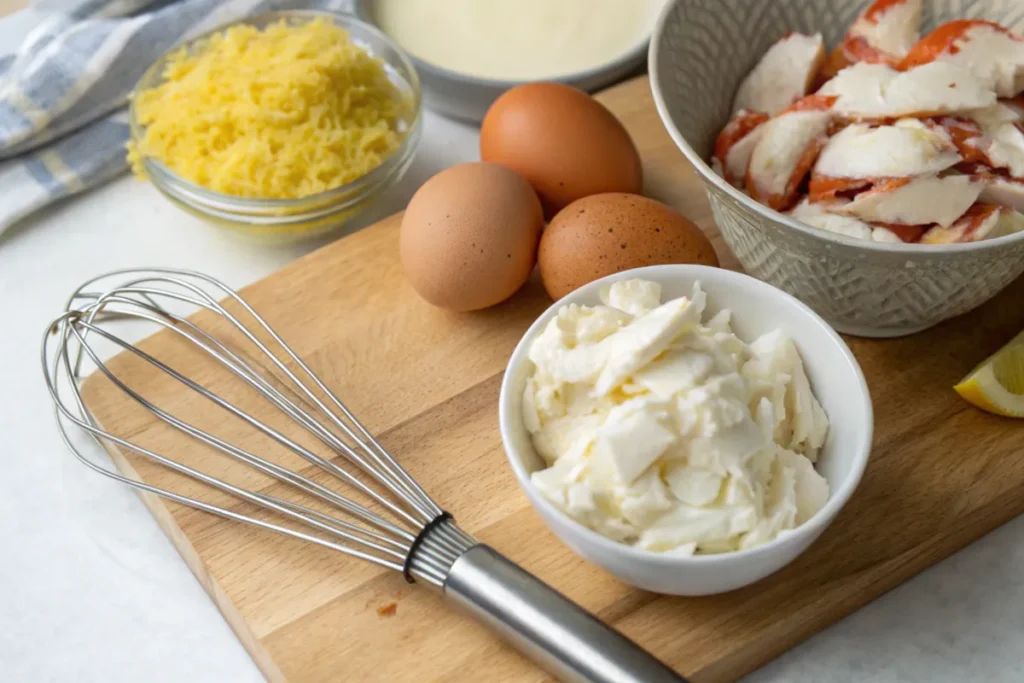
[443,545,688,683]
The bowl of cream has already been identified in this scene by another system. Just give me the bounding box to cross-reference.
[355,0,667,122]
[499,265,873,595]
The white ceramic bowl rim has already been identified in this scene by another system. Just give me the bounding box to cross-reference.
[647,0,1024,256]
[389,35,650,90]
[355,0,656,88]
[500,264,873,566]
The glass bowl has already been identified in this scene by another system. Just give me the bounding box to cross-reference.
[128,10,422,245]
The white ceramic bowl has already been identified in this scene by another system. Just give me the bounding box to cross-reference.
[499,265,873,595]
[648,0,1024,338]
[354,0,658,122]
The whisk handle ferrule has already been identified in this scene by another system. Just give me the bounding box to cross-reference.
[443,545,687,683]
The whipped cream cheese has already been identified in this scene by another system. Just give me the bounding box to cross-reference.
[523,279,830,555]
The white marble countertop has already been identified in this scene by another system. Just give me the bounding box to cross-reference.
[3,5,1024,683]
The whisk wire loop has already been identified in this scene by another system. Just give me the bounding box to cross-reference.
[86,277,441,522]
[47,319,416,572]
[41,267,689,683]
[70,307,422,538]
[42,269,472,585]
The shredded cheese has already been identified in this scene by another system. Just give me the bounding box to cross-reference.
[128,18,410,199]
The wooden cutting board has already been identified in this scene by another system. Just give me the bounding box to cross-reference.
[82,76,1024,683]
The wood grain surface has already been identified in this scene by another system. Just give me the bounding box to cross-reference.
[81,76,1024,683]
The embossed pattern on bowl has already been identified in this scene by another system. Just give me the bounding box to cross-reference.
[650,0,1024,337]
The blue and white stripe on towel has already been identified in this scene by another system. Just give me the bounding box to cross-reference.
[0,0,353,237]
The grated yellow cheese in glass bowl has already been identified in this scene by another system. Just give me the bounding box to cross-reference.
[128,12,421,243]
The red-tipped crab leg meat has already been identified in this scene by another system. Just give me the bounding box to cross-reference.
[745,96,834,211]
[809,118,961,201]
[846,0,922,62]
[903,20,1024,98]
[979,175,1024,212]
[732,32,825,115]
[814,0,922,87]
[790,198,906,242]
[836,175,982,228]
[931,104,1024,180]
[819,61,995,119]
[712,110,770,187]
[920,203,1024,244]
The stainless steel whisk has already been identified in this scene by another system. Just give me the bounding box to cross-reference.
[42,268,685,683]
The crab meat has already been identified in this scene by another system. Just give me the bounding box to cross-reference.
[811,119,960,194]
[713,110,770,186]
[932,117,989,163]
[870,226,907,243]
[733,32,826,115]
[790,198,904,242]
[711,157,726,178]
[844,0,922,64]
[903,20,1024,98]
[812,0,922,89]
[746,103,833,211]
[819,61,996,119]
[841,36,901,68]
[920,203,1024,244]
[836,175,982,228]
[781,94,837,114]
[808,176,872,203]
[869,221,929,242]
[814,47,853,89]
[1003,95,1024,120]
[979,175,1024,212]
[969,105,1024,178]
[931,106,1024,179]
[971,103,1023,126]
[848,0,922,58]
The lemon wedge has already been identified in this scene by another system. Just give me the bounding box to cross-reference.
[954,330,1024,418]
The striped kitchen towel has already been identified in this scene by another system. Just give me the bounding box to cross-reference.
[0,0,353,237]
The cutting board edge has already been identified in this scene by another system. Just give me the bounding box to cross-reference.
[97,428,289,683]
[695,480,1024,682]
[75,74,1024,682]
[88,280,1024,683]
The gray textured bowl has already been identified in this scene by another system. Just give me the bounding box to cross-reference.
[355,0,653,122]
[650,0,1024,338]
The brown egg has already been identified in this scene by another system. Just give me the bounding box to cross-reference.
[480,83,643,216]
[539,193,719,300]
[400,162,543,312]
